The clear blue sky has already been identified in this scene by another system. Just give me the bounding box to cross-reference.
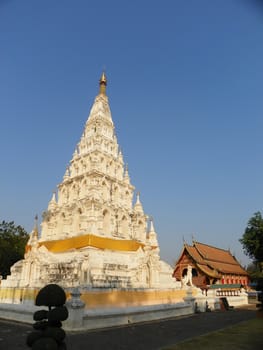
[1,0,263,267]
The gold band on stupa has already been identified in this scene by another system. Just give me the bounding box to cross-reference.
[26,233,157,254]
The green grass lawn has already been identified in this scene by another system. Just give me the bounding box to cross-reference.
[163,317,263,350]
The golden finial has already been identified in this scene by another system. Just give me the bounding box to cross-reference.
[99,72,107,95]
[33,214,39,238]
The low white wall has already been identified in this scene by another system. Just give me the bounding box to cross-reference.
[226,294,248,307]
[194,296,220,312]
[194,290,249,311]
[0,290,248,331]
[0,300,194,331]
[0,302,41,324]
[74,302,193,331]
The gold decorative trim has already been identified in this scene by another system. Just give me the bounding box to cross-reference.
[26,233,157,253]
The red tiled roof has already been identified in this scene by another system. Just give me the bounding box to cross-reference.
[207,260,247,274]
[194,242,238,265]
[185,244,204,264]
[174,241,248,278]
[196,263,221,278]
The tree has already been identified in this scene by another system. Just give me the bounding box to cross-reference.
[0,220,29,278]
[246,262,262,281]
[239,212,263,271]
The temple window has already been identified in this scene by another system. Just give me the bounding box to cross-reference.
[102,210,111,235]
[138,220,144,239]
[114,186,119,200]
[102,181,108,200]
[120,216,128,236]
[192,268,198,277]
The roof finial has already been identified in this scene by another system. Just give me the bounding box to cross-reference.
[99,72,107,95]
[33,214,39,238]
[34,214,38,227]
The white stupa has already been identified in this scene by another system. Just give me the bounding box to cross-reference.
[2,74,176,289]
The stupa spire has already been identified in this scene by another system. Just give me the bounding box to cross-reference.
[1,72,180,291]
[34,214,39,236]
[26,214,39,249]
[48,191,57,211]
[99,72,107,95]
[136,192,141,205]
[124,163,130,183]
[148,217,158,247]
[134,192,144,214]
[149,217,155,233]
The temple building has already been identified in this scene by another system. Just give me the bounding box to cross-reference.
[2,73,177,290]
[173,241,249,290]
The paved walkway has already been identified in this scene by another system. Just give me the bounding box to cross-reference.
[0,306,259,350]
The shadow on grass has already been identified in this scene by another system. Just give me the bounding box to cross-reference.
[163,314,263,350]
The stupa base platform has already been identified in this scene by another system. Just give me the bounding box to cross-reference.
[0,286,188,306]
[0,287,198,330]
[0,286,249,330]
